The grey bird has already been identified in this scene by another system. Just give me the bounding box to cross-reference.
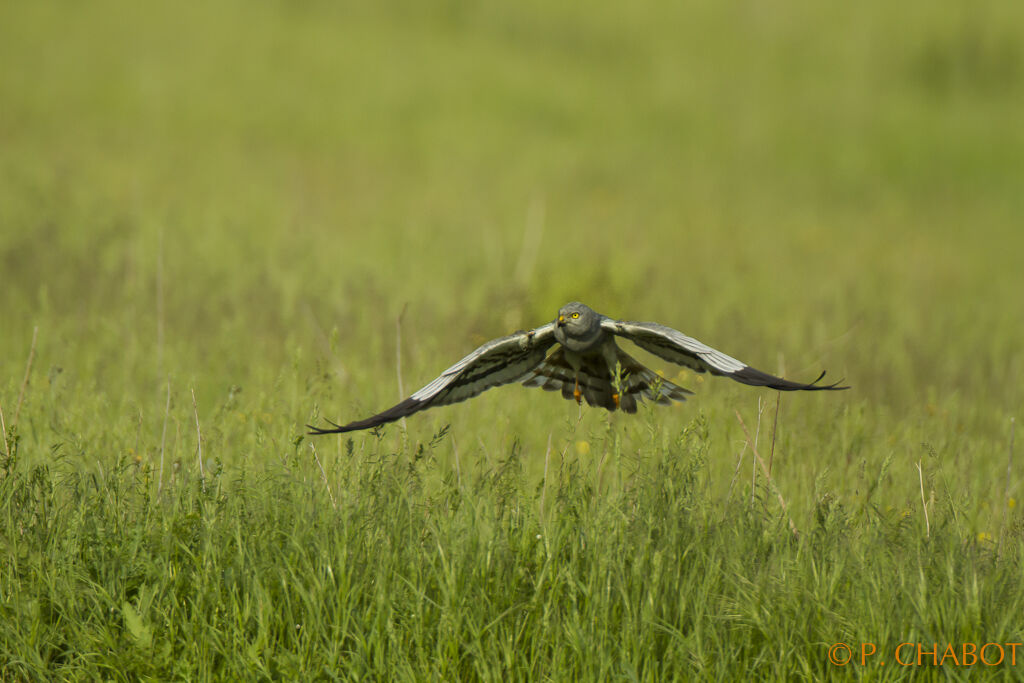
[308,302,847,434]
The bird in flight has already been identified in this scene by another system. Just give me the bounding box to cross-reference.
[308,302,847,435]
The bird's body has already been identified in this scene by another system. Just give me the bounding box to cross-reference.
[308,302,846,435]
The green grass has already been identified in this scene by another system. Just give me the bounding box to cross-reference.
[2,0,1023,679]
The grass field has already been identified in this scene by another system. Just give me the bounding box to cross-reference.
[2,0,1023,679]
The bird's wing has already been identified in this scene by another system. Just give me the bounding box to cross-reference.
[308,323,558,434]
[613,349,693,408]
[601,319,848,391]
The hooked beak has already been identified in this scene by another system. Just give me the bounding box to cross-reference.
[557,314,565,326]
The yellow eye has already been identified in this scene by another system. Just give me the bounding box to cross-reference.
[571,312,580,319]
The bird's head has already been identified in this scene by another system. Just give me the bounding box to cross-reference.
[555,301,601,344]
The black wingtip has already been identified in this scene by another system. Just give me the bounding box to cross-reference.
[810,371,850,390]
[307,423,340,436]
[306,397,427,436]
[306,418,351,435]
[801,370,849,391]
[730,366,849,391]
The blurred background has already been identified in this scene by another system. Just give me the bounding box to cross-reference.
[1,0,1021,510]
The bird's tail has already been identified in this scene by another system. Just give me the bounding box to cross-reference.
[521,348,692,413]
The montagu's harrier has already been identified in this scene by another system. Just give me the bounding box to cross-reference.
[308,302,847,434]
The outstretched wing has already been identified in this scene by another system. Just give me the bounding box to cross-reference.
[308,323,558,434]
[601,319,848,391]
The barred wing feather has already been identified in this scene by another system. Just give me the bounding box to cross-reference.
[307,323,557,434]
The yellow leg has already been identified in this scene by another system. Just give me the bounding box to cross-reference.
[612,392,620,409]
[573,377,582,404]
